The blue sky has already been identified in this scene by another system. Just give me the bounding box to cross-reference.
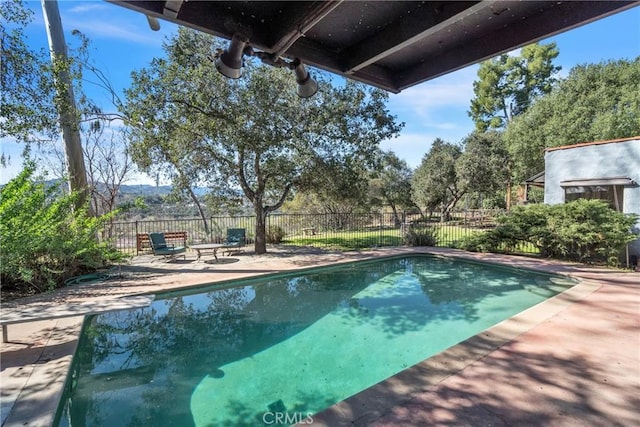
[1,1,639,184]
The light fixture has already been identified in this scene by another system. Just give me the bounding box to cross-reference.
[215,35,319,97]
[146,15,160,31]
[215,33,249,79]
[291,58,318,98]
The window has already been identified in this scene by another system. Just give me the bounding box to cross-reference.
[564,185,624,211]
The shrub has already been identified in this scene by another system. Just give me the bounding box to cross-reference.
[403,225,439,247]
[455,233,497,252]
[0,165,126,294]
[266,225,286,244]
[543,199,638,264]
[469,200,638,265]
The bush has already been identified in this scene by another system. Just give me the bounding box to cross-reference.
[466,200,638,265]
[455,233,497,252]
[0,165,126,294]
[266,225,286,244]
[403,225,439,247]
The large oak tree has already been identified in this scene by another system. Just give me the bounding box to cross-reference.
[123,28,402,253]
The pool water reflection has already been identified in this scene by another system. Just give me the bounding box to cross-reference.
[56,255,574,426]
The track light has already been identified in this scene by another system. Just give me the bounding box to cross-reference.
[215,33,249,79]
[146,15,160,31]
[291,58,318,98]
[214,35,318,97]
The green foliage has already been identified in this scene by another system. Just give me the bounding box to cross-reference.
[411,138,463,217]
[368,151,416,222]
[505,58,640,181]
[0,165,125,293]
[296,157,372,214]
[265,225,285,244]
[0,0,59,142]
[286,230,403,251]
[403,226,439,247]
[460,200,638,265]
[123,28,403,253]
[457,131,510,196]
[469,42,561,132]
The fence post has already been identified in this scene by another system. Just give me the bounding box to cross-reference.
[379,212,383,247]
[135,220,139,255]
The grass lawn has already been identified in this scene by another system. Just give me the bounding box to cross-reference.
[282,225,486,251]
[284,229,403,250]
[281,225,539,254]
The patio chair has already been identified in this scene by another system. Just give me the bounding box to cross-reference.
[221,228,246,256]
[148,232,186,261]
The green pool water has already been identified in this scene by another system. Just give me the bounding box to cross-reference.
[56,255,575,426]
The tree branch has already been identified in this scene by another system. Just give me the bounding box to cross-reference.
[236,148,256,202]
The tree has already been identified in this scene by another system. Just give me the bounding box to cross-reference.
[411,139,463,220]
[289,156,372,214]
[368,151,416,225]
[41,0,89,203]
[45,118,135,218]
[123,28,402,253]
[456,131,510,207]
[469,42,561,132]
[2,1,116,208]
[1,0,58,145]
[504,58,640,182]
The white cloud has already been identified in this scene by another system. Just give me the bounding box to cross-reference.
[64,18,163,46]
[67,4,109,14]
[380,133,438,168]
[389,65,478,116]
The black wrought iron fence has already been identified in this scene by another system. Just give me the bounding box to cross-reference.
[105,210,537,255]
[107,216,256,255]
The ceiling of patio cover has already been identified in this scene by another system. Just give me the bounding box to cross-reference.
[109,1,639,93]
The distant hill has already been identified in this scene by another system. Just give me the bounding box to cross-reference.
[33,180,209,197]
[118,184,209,197]
[118,184,173,196]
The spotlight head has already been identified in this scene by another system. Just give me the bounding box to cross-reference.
[215,33,249,79]
[292,58,318,98]
[146,15,160,31]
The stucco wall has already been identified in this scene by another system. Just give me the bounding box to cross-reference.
[544,138,640,260]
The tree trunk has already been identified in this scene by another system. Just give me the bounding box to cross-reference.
[185,185,209,237]
[42,0,90,212]
[390,204,401,227]
[255,206,267,254]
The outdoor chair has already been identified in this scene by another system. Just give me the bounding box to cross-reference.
[148,232,186,261]
[221,228,246,256]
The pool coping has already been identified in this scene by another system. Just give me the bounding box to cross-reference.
[0,246,637,426]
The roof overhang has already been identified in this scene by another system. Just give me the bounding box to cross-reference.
[561,177,638,187]
[108,1,640,93]
[524,170,545,187]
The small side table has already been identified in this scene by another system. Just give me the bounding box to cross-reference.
[191,243,225,261]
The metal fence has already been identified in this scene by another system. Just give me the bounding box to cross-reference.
[106,210,537,255]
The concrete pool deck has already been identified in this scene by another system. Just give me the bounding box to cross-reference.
[1,246,638,426]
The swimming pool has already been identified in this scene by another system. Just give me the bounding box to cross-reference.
[56,255,575,426]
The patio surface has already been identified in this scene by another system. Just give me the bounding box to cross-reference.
[1,246,638,426]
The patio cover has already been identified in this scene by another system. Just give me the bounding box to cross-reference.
[108,1,639,93]
[524,171,545,188]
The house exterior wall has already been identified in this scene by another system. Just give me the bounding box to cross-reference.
[544,138,640,260]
